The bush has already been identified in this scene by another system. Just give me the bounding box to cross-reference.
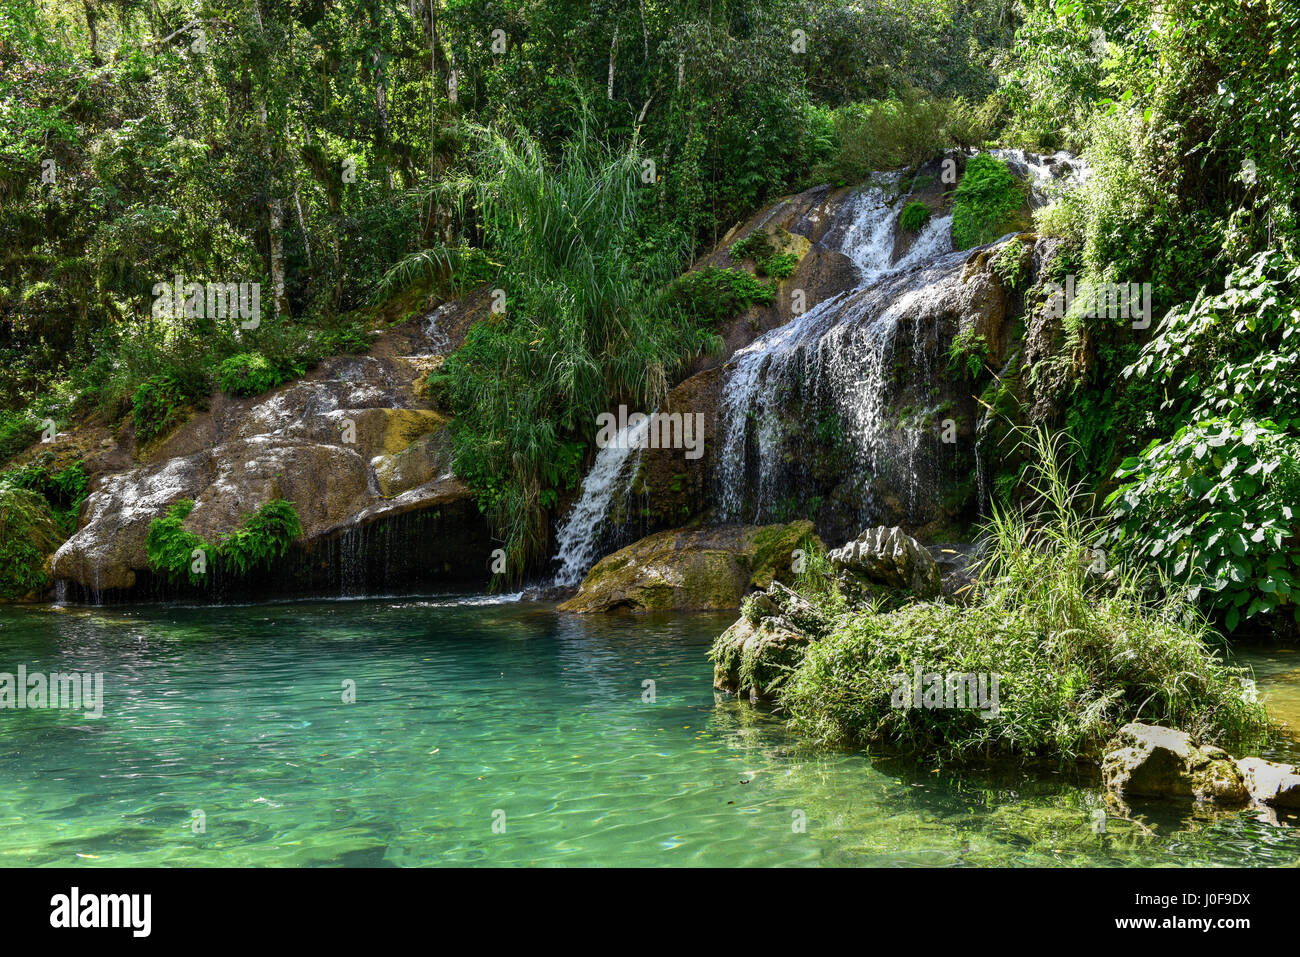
[811,89,951,184]
[144,499,212,586]
[730,230,801,279]
[664,266,776,325]
[216,352,280,398]
[1106,252,1300,632]
[131,373,190,444]
[0,485,64,599]
[219,499,302,575]
[0,412,41,467]
[899,201,931,232]
[951,154,1029,250]
[145,498,301,586]
[773,431,1269,762]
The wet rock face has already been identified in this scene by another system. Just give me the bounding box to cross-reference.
[50,311,492,599]
[830,526,942,599]
[558,521,819,614]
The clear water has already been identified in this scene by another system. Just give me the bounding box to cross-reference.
[2,597,1299,867]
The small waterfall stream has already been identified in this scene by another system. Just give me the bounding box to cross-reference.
[715,176,958,529]
[550,416,652,586]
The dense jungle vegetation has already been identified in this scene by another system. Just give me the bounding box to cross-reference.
[2,0,1298,639]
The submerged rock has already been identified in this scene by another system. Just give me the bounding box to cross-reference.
[1101,723,1249,804]
[829,526,941,599]
[558,521,818,614]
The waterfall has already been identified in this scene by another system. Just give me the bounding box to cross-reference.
[550,416,651,586]
[715,176,958,531]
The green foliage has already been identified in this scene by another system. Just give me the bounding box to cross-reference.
[432,118,713,577]
[948,328,990,379]
[216,352,303,399]
[899,201,931,233]
[991,240,1031,290]
[1107,419,1300,632]
[2,459,88,534]
[665,267,776,325]
[219,500,303,577]
[132,373,190,444]
[779,431,1269,761]
[811,89,953,183]
[1105,251,1300,632]
[0,484,63,600]
[144,500,211,587]
[0,412,41,468]
[951,155,1028,250]
[145,498,301,586]
[730,230,800,279]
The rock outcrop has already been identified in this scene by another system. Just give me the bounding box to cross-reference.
[558,521,819,614]
[711,581,825,701]
[829,526,942,599]
[48,305,493,598]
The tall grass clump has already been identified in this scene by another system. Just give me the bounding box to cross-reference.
[429,113,715,579]
[781,429,1269,763]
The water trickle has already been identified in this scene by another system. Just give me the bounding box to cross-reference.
[551,416,652,587]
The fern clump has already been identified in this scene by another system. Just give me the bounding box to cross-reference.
[899,201,931,232]
[144,498,301,586]
[220,500,302,575]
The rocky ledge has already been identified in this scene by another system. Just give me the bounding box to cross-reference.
[44,304,494,599]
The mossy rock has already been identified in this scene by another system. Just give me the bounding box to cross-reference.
[558,521,821,614]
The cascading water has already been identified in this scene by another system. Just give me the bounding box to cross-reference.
[715,175,959,534]
[550,416,652,586]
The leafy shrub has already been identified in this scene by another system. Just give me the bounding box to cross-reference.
[132,373,190,444]
[947,328,990,378]
[0,412,41,467]
[764,252,799,279]
[216,353,279,398]
[951,154,1028,250]
[991,240,1031,290]
[811,89,951,184]
[899,201,931,232]
[219,499,302,575]
[1107,419,1300,632]
[730,230,800,279]
[1105,252,1300,632]
[0,485,64,599]
[145,498,301,586]
[776,431,1269,761]
[144,499,212,586]
[3,459,88,533]
[665,266,776,324]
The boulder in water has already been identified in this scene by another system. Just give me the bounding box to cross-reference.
[829,526,942,599]
[711,581,825,701]
[558,521,818,614]
[1101,723,1249,803]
